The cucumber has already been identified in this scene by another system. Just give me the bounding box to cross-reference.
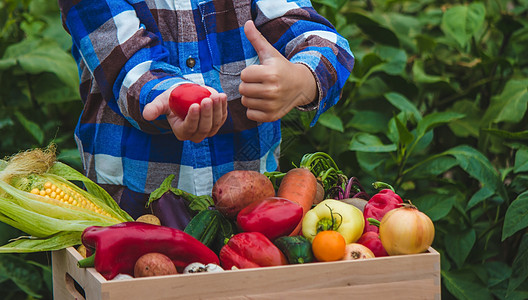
[184,209,221,247]
[274,235,314,264]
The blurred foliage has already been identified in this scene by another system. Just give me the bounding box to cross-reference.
[0,0,527,299]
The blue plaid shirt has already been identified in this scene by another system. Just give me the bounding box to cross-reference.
[58,0,354,218]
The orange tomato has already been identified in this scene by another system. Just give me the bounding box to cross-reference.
[311,230,346,262]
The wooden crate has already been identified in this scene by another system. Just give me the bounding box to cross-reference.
[52,246,441,300]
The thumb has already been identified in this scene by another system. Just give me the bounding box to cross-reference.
[244,20,281,63]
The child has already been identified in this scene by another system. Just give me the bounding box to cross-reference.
[58,0,354,218]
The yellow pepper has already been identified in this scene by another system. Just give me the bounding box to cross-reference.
[302,199,364,244]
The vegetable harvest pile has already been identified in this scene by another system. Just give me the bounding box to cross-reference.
[0,146,436,281]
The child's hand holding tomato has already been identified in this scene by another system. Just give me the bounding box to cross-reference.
[143,84,228,143]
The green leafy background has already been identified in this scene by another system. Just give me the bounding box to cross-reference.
[1,0,527,299]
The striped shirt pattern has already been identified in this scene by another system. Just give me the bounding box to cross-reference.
[58,0,354,218]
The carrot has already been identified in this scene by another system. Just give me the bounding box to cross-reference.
[277,167,318,236]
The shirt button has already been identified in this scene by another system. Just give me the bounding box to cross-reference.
[186,57,196,68]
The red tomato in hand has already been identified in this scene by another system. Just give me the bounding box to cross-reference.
[169,83,212,119]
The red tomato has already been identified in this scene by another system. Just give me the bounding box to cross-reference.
[169,83,212,119]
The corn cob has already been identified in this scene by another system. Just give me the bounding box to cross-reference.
[29,181,113,218]
[0,145,134,253]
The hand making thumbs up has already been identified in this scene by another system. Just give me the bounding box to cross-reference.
[239,20,318,123]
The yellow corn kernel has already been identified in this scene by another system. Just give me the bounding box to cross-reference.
[37,181,114,219]
[30,188,39,195]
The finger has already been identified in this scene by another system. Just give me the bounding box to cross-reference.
[244,20,281,63]
[246,108,279,123]
[241,95,276,113]
[240,65,268,83]
[210,96,226,130]
[197,98,214,135]
[239,81,278,100]
[175,104,200,140]
[143,98,170,121]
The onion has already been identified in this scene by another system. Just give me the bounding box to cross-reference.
[341,243,375,260]
[379,203,435,255]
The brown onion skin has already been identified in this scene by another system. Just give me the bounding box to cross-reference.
[379,205,435,255]
[341,243,375,260]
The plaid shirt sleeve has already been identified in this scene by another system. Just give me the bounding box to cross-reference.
[58,0,190,133]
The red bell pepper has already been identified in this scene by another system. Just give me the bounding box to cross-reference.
[363,182,403,233]
[78,222,219,280]
[236,196,303,241]
[357,231,388,257]
[219,232,288,269]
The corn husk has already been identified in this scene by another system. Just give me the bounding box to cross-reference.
[0,145,134,252]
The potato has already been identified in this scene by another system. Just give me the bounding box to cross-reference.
[133,253,178,278]
[212,170,275,219]
[136,214,161,225]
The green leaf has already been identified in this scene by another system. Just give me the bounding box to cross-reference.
[482,129,528,140]
[356,152,388,172]
[348,10,400,47]
[412,191,456,221]
[347,110,389,133]
[442,269,494,300]
[349,133,397,153]
[445,228,476,268]
[404,156,458,179]
[466,187,495,210]
[415,34,436,54]
[0,253,43,298]
[448,100,482,138]
[394,114,414,147]
[442,145,507,201]
[484,261,512,287]
[317,113,344,132]
[3,38,79,90]
[31,72,80,103]
[514,149,528,173]
[441,3,486,48]
[14,112,44,144]
[416,112,465,141]
[0,231,81,253]
[0,58,17,70]
[384,92,422,121]
[502,191,528,241]
[506,233,528,297]
[482,79,528,125]
[371,46,407,75]
[412,59,448,83]
[311,0,348,10]
[27,260,53,293]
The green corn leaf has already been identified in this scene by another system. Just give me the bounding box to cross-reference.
[0,232,81,253]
